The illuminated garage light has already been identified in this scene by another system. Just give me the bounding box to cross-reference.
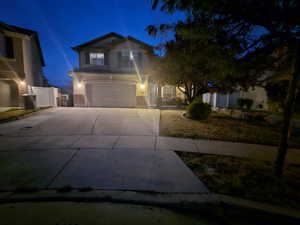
[20,80,26,86]
[77,83,82,88]
[140,84,145,89]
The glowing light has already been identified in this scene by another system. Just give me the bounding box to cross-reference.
[130,51,134,60]
[140,84,145,89]
[20,80,26,86]
[77,83,82,88]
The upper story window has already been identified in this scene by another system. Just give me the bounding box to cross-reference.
[120,51,142,69]
[0,35,14,58]
[89,53,104,65]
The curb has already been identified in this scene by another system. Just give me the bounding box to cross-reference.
[0,190,220,214]
[217,194,300,220]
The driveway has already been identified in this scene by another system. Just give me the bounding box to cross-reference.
[0,107,161,151]
[0,107,159,137]
[0,107,210,199]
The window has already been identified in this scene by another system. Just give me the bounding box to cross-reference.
[162,85,176,99]
[0,35,14,58]
[90,53,104,65]
[120,51,140,69]
[5,37,14,58]
[120,51,131,68]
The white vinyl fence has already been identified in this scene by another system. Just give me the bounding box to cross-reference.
[203,92,240,109]
[29,86,58,107]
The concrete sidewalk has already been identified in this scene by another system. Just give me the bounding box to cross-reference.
[1,135,299,164]
[0,149,208,194]
[158,137,300,164]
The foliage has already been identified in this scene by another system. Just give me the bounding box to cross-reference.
[237,98,254,110]
[163,97,186,107]
[187,101,211,120]
[150,0,300,176]
[265,80,300,113]
[0,107,52,122]
[267,100,282,113]
[148,21,242,103]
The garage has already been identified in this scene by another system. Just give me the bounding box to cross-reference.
[86,82,136,107]
[0,80,19,107]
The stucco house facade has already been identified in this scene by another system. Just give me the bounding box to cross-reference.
[69,32,269,110]
[70,32,157,108]
[0,21,46,107]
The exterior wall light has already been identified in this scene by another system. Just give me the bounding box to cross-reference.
[77,82,82,88]
[20,80,26,86]
[140,84,145,89]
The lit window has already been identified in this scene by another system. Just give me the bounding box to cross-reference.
[90,53,104,65]
[163,86,175,99]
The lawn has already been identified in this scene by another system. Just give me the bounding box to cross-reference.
[177,152,300,209]
[160,110,300,148]
[0,107,52,122]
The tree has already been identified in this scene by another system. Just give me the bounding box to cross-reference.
[151,0,300,176]
[148,20,243,103]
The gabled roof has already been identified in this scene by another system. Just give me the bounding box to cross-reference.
[72,32,124,49]
[126,36,153,50]
[72,32,153,51]
[0,21,45,66]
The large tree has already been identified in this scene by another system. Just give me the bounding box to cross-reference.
[151,0,300,176]
[148,17,248,103]
[149,26,240,103]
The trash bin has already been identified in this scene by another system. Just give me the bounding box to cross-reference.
[22,94,37,109]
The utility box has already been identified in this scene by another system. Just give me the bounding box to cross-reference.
[23,95,37,109]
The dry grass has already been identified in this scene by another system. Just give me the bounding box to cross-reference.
[177,152,300,209]
[160,110,300,148]
[0,107,52,122]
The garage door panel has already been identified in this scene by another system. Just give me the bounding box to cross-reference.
[86,83,136,107]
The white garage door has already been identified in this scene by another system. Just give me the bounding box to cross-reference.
[86,83,136,107]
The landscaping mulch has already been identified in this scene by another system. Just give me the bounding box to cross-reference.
[160,110,300,148]
[177,151,300,209]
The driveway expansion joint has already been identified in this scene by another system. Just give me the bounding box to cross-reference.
[46,149,80,188]
[112,136,121,150]
[90,113,101,135]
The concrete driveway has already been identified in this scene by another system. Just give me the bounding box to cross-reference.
[0,107,161,151]
[0,107,210,199]
[0,107,159,137]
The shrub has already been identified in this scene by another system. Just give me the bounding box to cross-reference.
[187,101,211,120]
[164,98,178,105]
[193,96,203,103]
[267,100,282,113]
[237,98,253,110]
[175,98,187,107]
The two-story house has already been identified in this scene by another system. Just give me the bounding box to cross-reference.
[70,32,155,108]
[0,21,45,107]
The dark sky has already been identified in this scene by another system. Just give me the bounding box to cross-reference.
[1,0,184,87]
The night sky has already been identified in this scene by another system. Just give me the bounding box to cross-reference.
[1,0,184,87]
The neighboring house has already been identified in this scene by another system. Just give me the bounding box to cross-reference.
[70,32,156,108]
[69,31,268,109]
[0,21,45,107]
